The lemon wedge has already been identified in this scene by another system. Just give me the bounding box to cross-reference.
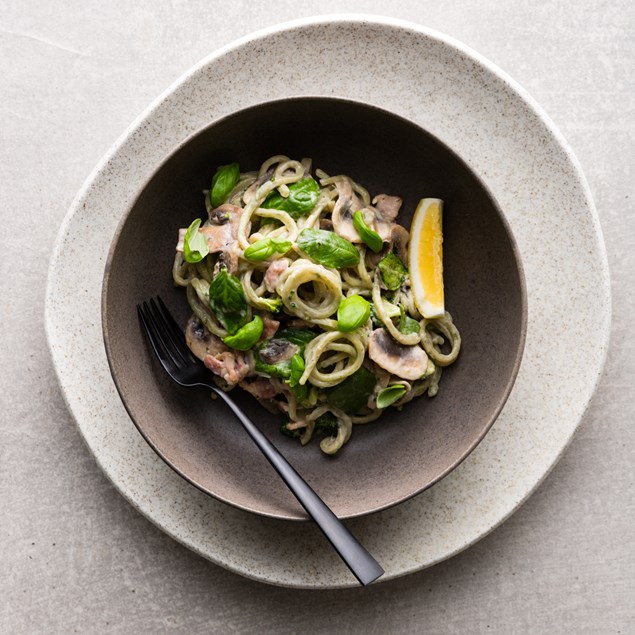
[408,198,444,319]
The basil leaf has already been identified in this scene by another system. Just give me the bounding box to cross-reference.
[208,269,249,335]
[337,295,371,333]
[378,252,407,290]
[287,353,305,387]
[222,315,263,350]
[297,228,360,268]
[244,238,276,262]
[353,210,383,253]
[262,178,320,219]
[210,162,240,208]
[183,218,209,264]
[326,366,376,413]
[399,306,421,335]
[244,236,292,262]
[287,353,308,400]
[376,384,407,409]
[270,236,292,253]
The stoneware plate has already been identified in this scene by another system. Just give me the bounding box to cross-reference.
[45,15,610,588]
[102,96,527,521]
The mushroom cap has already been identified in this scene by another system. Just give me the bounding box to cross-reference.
[368,328,429,380]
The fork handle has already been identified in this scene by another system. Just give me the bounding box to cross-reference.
[212,388,384,586]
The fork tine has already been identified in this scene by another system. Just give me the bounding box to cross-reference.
[137,303,178,375]
[146,299,189,369]
[155,296,199,365]
[149,298,195,367]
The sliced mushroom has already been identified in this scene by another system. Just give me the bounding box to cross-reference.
[242,168,274,204]
[185,315,227,361]
[209,203,240,225]
[358,206,393,242]
[258,338,299,365]
[202,204,242,251]
[331,178,398,243]
[368,328,429,380]
[372,194,403,222]
[177,205,242,256]
[212,248,239,276]
[331,177,364,242]
[390,224,410,265]
[185,315,254,385]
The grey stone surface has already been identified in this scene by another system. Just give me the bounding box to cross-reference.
[1,1,633,633]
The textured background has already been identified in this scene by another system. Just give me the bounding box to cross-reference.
[1,1,633,633]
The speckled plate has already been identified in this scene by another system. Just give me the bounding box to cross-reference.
[45,15,610,589]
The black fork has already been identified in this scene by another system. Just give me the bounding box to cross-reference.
[137,297,384,586]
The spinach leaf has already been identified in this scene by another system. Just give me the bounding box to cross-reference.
[254,357,292,380]
[399,306,421,335]
[314,412,339,437]
[261,177,320,219]
[376,384,407,409]
[353,210,383,253]
[183,218,209,264]
[326,366,376,413]
[274,328,316,347]
[222,315,263,350]
[297,228,360,268]
[280,422,303,439]
[208,268,249,335]
[378,252,407,290]
[210,162,240,208]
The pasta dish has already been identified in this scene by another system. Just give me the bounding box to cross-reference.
[172,155,461,454]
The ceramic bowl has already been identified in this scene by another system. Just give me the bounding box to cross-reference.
[102,96,526,521]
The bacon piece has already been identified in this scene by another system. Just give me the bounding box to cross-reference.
[264,258,290,293]
[261,314,280,340]
[372,194,402,222]
[238,377,280,400]
[203,351,251,386]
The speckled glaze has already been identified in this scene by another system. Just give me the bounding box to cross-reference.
[45,16,611,588]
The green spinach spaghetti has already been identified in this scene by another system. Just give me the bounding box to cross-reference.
[173,155,461,455]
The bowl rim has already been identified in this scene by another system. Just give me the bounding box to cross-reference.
[101,94,528,521]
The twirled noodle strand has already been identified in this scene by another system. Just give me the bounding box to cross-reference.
[372,272,420,346]
[421,312,461,366]
[275,259,343,320]
[300,330,366,388]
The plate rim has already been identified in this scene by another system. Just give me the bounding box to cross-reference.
[45,14,611,588]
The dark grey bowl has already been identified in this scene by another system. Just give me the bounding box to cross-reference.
[102,97,526,521]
